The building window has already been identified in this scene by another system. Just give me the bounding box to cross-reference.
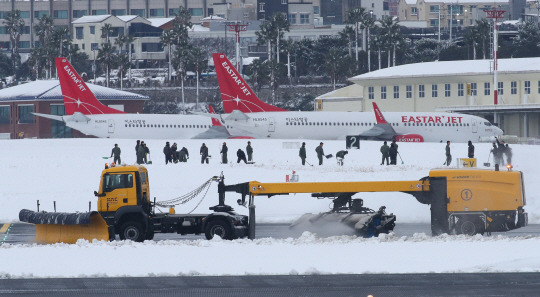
[406,85,412,98]
[0,106,9,124]
[259,3,265,12]
[0,27,6,34]
[54,10,68,19]
[73,10,87,18]
[381,86,387,99]
[314,6,320,14]
[150,9,164,17]
[90,26,95,34]
[429,5,440,13]
[368,86,374,99]
[23,26,30,34]
[91,43,98,50]
[498,81,504,95]
[419,84,425,98]
[20,11,30,19]
[300,14,309,24]
[431,84,438,97]
[75,27,83,40]
[130,9,145,17]
[281,0,287,4]
[18,105,34,124]
[511,81,517,95]
[19,41,30,48]
[288,13,296,24]
[430,19,439,26]
[525,81,530,94]
[484,82,490,95]
[142,43,163,52]
[169,8,179,16]
[471,82,477,95]
[458,83,464,96]
[92,10,107,15]
[189,8,203,17]
[34,11,49,18]
[445,83,451,97]
[50,104,72,138]
[112,9,126,16]
[393,86,399,99]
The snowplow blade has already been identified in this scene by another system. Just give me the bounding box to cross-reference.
[19,209,110,244]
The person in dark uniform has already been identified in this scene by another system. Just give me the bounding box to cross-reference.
[380,141,389,165]
[444,141,451,166]
[496,138,506,165]
[336,150,348,166]
[171,143,178,163]
[111,144,121,164]
[315,142,324,165]
[299,142,307,165]
[180,147,189,162]
[163,142,172,164]
[505,144,512,165]
[137,141,145,165]
[200,143,209,164]
[135,140,141,164]
[246,141,253,162]
[389,140,398,165]
[237,149,247,164]
[220,142,228,164]
[468,140,475,158]
[142,142,149,164]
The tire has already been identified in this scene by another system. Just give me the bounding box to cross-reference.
[145,223,155,240]
[456,218,482,236]
[205,220,232,240]
[119,221,146,242]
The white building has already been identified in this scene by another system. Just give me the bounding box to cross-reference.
[344,57,540,138]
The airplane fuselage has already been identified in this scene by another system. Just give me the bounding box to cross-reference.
[224,111,503,142]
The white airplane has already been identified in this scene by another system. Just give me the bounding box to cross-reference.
[33,58,251,139]
[212,53,503,142]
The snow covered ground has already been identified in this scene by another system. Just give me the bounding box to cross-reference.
[1,138,539,277]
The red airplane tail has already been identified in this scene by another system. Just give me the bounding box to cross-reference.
[55,57,124,115]
[208,105,222,126]
[212,53,287,113]
[372,102,388,124]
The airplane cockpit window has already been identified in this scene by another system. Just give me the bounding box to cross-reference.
[484,122,492,126]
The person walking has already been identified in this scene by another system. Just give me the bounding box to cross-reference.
[444,141,451,166]
[389,140,398,165]
[336,150,348,166]
[111,143,121,164]
[380,141,390,165]
[505,144,512,165]
[237,149,247,164]
[163,142,172,165]
[246,141,253,162]
[315,142,325,165]
[200,143,209,164]
[220,142,228,164]
[299,142,307,165]
[468,140,475,158]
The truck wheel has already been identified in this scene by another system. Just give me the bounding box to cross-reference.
[119,221,146,242]
[456,219,479,236]
[205,220,232,240]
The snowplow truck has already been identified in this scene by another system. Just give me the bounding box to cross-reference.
[220,168,528,237]
[19,165,249,244]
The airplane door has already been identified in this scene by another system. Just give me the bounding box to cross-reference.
[268,118,275,132]
[108,119,115,134]
[472,119,478,133]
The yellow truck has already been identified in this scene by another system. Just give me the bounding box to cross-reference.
[19,164,249,243]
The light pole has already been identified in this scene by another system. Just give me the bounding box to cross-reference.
[92,49,96,82]
[449,4,453,42]
[438,5,441,42]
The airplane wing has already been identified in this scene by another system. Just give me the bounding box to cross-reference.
[192,107,255,139]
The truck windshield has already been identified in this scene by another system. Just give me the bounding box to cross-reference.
[104,173,133,192]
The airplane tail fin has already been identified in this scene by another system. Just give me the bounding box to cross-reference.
[212,53,287,113]
[55,57,124,115]
[372,102,388,124]
[208,105,222,126]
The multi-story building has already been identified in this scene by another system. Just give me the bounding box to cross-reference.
[0,0,257,53]
[319,0,389,25]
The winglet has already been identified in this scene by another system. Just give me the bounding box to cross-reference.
[372,102,388,124]
[55,57,124,115]
[208,105,222,127]
[212,53,287,113]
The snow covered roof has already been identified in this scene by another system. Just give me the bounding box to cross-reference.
[189,24,210,32]
[117,15,139,23]
[148,17,174,28]
[200,15,226,21]
[350,57,540,82]
[72,15,113,24]
[0,80,149,102]
[316,84,363,100]
[405,0,508,4]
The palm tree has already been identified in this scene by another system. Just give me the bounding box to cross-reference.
[114,53,130,89]
[380,16,401,67]
[474,19,490,59]
[101,23,114,43]
[339,26,355,58]
[322,47,343,89]
[362,13,375,72]
[160,30,176,81]
[97,42,116,87]
[172,46,191,109]
[464,26,478,59]
[346,7,365,63]
[33,15,54,78]
[187,47,208,110]
[3,10,25,76]
[115,34,135,82]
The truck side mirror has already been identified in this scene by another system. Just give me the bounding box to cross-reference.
[94,191,98,197]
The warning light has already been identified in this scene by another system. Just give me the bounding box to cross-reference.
[506,164,513,171]
[105,163,109,169]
